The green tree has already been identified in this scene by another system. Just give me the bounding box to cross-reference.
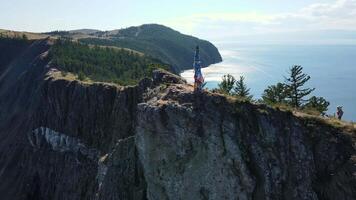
[77,71,86,81]
[21,34,28,41]
[304,96,330,114]
[285,65,315,108]
[262,82,288,105]
[217,74,236,94]
[233,76,252,99]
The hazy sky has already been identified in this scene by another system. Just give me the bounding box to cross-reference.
[1,0,356,43]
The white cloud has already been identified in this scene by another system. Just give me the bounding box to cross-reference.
[164,0,356,41]
[276,0,356,30]
[301,0,356,17]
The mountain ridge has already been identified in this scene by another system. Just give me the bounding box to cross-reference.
[1,24,222,72]
[78,24,222,72]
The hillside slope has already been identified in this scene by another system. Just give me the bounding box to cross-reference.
[0,39,354,200]
[49,39,169,85]
[2,24,222,73]
[49,24,223,72]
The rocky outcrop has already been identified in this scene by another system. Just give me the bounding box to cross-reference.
[152,69,187,85]
[0,39,355,200]
[135,84,356,200]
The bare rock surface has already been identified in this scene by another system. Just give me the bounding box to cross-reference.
[136,84,356,200]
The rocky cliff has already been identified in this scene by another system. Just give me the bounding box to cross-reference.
[0,39,355,200]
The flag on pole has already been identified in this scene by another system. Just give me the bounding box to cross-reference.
[193,46,204,87]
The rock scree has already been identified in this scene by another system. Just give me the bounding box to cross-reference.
[0,39,355,200]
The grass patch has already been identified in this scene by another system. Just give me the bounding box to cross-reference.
[296,111,356,134]
[227,95,354,133]
[48,70,99,85]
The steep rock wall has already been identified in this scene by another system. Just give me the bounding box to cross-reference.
[135,84,356,200]
[0,39,147,200]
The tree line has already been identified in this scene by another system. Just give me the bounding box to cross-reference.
[49,39,169,85]
[0,32,28,41]
[214,65,329,115]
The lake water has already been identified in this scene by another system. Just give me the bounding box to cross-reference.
[181,43,356,121]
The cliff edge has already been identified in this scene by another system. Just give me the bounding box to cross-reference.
[0,39,355,200]
[136,82,355,200]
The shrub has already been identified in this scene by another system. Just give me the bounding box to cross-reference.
[217,74,236,95]
[303,96,330,115]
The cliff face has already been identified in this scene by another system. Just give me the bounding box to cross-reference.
[136,85,355,200]
[0,39,355,200]
[0,39,146,200]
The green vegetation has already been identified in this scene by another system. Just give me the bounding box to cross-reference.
[233,76,253,100]
[214,65,330,116]
[262,83,288,105]
[78,24,222,72]
[214,74,252,100]
[49,39,169,85]
[44,30,70,36]
[262,65,329,115]
[17,24,221,73]
[304,96,330,114]
[285,65,315,108]
[217,74,236,95]
[0,32,29,40]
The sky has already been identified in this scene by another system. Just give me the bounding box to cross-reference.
[1,0,356,43]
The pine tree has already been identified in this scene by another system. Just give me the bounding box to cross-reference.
[77,71,86,81]
[304,96,330,114]
[217,74,236,94]
[285,65,315,108]
[21,34,28,41]
[233,76,252,99]
[262,82,288,105]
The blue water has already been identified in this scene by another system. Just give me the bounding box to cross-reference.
[181,44,356,121]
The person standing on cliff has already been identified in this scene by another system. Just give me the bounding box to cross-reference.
[336,106,344,120]
[193,46,204,91]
